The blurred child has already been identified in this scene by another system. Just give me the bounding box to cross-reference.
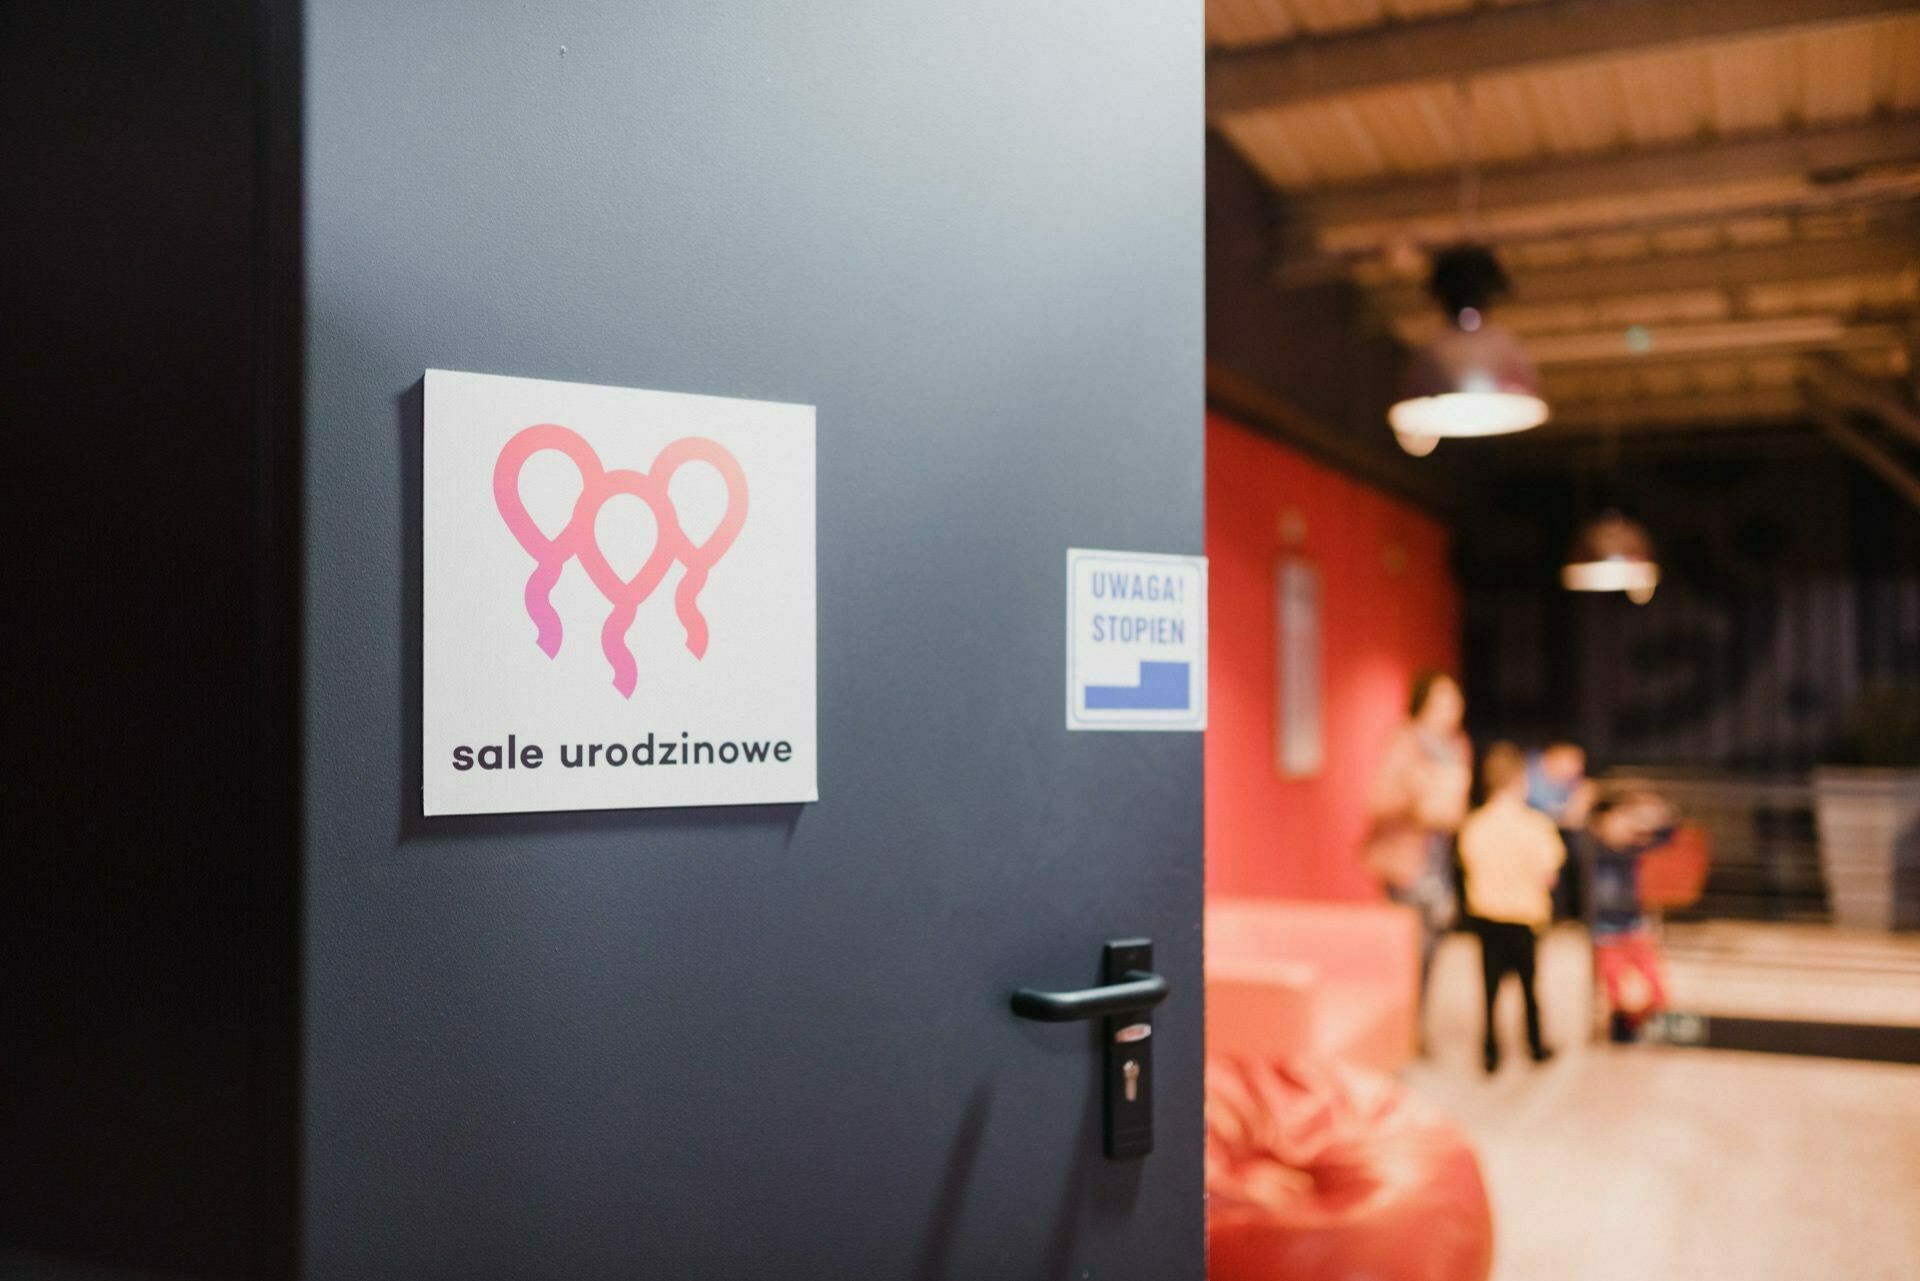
[1527,741,1595,921]
[1587,792,1674,1042]
[1459,742,1566,1073]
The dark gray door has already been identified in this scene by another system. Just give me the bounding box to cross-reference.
[301,3,1203,1277]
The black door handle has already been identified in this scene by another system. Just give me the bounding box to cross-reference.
[1009,970,1168,1023]
[1011,939,1165,1160]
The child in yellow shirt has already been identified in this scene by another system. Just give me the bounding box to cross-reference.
[1459,741,1567,1073]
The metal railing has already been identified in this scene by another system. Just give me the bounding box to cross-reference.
[1604,767,1829,923]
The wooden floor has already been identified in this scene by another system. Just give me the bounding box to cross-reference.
[1407,929,1920,1281]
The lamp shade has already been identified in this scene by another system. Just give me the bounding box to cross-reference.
[1388,321,1550,438]
[1562,510,1659,596]
[1392,427,1441,457]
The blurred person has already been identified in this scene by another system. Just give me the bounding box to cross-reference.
[1364,670,1472,1035]
[1460,741,1565,1073]
[1526,741,1594,829]
[1586,792,1675,1043]
[1526,740,1595,920]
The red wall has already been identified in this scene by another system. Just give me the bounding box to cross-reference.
[1206,412,1461,901]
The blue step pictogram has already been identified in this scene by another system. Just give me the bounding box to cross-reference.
[1085,661,1190,711]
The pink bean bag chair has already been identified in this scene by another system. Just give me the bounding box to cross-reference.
[1206,1056,1493,1281]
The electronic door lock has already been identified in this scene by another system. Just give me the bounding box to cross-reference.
[1011,938,1165,1159]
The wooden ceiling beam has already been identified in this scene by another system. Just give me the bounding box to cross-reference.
[1208,0,1914,119]
[1537,387,1809,432]
[1370,230,1920,319]
[1296,117,1920,233]
[1527,317,1905,366]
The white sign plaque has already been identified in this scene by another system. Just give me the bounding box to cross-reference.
[1066,548,1208,732]
[423,369,817,815]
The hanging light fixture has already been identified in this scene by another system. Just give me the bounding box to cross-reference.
[1561,509,1659,603]
[1388,83,1548,453]
[1389,246,1550,448]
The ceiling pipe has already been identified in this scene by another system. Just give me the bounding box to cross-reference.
[1807,393,1920,513]
[1806,357,1920,451]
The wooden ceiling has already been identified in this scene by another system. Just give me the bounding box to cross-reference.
[1206,0,1920,442]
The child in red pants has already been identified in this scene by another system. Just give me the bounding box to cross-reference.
[1586,794,1672,1041]
[1593,929,1668,1034]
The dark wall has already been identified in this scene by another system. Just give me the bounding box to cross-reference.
[1,2,300,1278]
[1205,137,1401,439]
[1462,448,1920,771]
[1204,135,1464,516]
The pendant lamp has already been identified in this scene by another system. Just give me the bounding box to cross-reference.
[1561,509,1659,603]
[1387,85,1547,453]
[1389,246,1550,448]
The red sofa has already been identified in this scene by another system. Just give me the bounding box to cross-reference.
[1206,897,1422,1074]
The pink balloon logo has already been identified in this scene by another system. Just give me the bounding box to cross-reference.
[492,424,748,699]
